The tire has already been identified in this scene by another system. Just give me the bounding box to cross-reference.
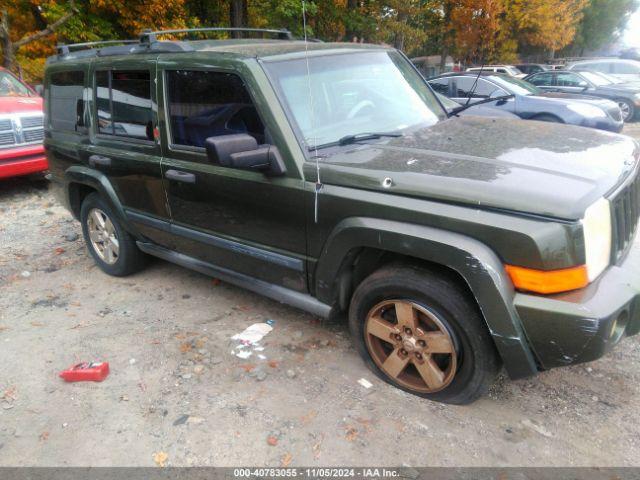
[532,114,562,123]
[80,192,147,276]
[616,98,635,122]
[348,264,501,405]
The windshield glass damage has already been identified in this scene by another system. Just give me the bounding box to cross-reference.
[263,51,446,151]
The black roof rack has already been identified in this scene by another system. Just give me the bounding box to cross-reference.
[52,27,295,61]
[139,27,294,44]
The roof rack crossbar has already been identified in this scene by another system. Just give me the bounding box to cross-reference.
[57,40,138,56]
[139,27,293,44]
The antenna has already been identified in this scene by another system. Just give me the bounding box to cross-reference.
[302,0,323,224]
[464,49,486,108]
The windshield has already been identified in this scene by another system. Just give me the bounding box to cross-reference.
[506,66,523,76]
[579,71,611,86]
[263,50,445,149]
[0,71,32,97]
[492,75,541,95]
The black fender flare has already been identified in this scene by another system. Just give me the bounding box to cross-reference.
[314,217,539,379]
[63,166,141,238]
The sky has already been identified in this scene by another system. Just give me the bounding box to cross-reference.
[623,9,640,47]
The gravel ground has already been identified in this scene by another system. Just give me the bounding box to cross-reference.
[1,124,640,467]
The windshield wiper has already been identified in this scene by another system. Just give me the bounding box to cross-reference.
[308,131,403,151]
[448,95,515,116]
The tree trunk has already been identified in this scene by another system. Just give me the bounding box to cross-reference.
[345,0,358,42]
[393,11,408,50]
[229,0,248,38]
[1,9,14,70]
[439,1,452,70]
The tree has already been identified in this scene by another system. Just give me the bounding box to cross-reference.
[448,0,506,64]
[0,0,77,71]
[568,0,639,55]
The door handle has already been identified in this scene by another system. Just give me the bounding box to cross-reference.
[165,169,196,184]
[88,154,112,167]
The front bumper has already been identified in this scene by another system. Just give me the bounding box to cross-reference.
[515,234,640,370]
[0,144,48,179]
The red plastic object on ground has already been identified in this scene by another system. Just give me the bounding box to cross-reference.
[59,362,110,382]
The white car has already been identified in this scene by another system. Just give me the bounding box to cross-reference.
[566,59,640,82]
[465,65,526,78]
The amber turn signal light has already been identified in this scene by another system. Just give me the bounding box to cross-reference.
[505,264,589,294]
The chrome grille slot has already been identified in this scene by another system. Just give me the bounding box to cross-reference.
[611,170,640,262]
[23,129,44,143]
[0,131,15,146]
[0,119,12,131]
[20,116,43,129]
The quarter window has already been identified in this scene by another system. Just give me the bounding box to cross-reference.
[49,70,85,132]
[95,70,153,141]
[528,72,554,86]
[165,70,265,149]
[556,72,584,87]
[454,77,502,98]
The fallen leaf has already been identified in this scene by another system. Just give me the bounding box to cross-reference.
[30,322,45,327]
[1,386,17,402]
[267,435,278,446]
[268,360,279,369]
[312,440,322,459]
[281,452,293,467]
[345,426,358,442]
[153,451,168,467]
[239,364,256,372]
[39,431,49,441]
[0,326,8,332]
[55,247,65,255]
[179,342,192,353]
[300,410,317,425]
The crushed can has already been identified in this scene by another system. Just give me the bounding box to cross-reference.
[59,362,110,382]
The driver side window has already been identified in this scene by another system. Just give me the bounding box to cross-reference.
[165,70,265,150]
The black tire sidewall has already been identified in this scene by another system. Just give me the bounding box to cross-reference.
[349,265,500,404]
[618,99,635,122]
[80,193,142,276]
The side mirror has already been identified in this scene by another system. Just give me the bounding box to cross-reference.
[205,134,286,176]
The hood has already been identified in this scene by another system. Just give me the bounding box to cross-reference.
[595,84,640,94]
[0,96,42,115]
[315,116,639,219]
[534,92,617,107]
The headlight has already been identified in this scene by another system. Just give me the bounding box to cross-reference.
[567,103,607,118]
[582,197,612,281]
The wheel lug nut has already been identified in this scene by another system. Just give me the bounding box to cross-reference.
[400,349,407,356]
[395,334,402,341]
[404,328,412,335]
[418,340,426,347]
[415,353,422,360]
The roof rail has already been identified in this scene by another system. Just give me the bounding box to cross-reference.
[139,27,294,44]
[56,40,138,56]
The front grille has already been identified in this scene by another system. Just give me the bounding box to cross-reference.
[0,113,44,149]
[0,131,15,146]
[611,169,640,262]
[23,129,44,142]
[20,116,43,129]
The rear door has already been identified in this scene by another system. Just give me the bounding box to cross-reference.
[157,56,307,292]
[87,57,172,247]
[526,72,557,92]
[554,72,590,94]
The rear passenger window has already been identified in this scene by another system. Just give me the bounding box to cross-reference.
[165,70,265,149]
[49,70,85,132]
[95,70,153,141]
[528,72,554,86]
[428,78,449,95]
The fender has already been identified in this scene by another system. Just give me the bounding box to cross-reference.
[63,166,142,238]
[314,217,539,379]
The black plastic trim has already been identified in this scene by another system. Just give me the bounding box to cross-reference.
[137,241,330,318]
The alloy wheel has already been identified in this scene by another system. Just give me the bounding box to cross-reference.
[364,299,457,393]
[618,101,632,121]
[87,208,120,265]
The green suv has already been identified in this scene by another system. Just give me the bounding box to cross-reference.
[44,29,640,404]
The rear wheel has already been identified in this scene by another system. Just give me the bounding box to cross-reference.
[349,264,501,404]
[80,193,146,276]
[616,99,635,122]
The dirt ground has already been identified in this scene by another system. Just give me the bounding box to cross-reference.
[1,124,640,468]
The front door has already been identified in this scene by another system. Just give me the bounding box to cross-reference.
[87,57,172,248]
[157,62,307,292]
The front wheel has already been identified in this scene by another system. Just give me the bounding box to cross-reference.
[348,264,501,404]
[616,99,635,122]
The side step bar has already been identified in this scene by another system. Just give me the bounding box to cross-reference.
[136,242,332,319]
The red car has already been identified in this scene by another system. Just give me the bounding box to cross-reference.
[0,68,47,179]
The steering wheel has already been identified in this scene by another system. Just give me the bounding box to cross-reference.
[347,100,376,119]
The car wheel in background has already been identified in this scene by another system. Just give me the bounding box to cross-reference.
[348,264,501,405]
[80,193,147,276]
[616,99,635,122]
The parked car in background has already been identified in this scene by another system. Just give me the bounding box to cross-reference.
[515,64,548,75]
[466,65,526,78]
[525,69,640,121]
[0,67,46,179]
[428,72,623,132]
[566,58,640,82]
